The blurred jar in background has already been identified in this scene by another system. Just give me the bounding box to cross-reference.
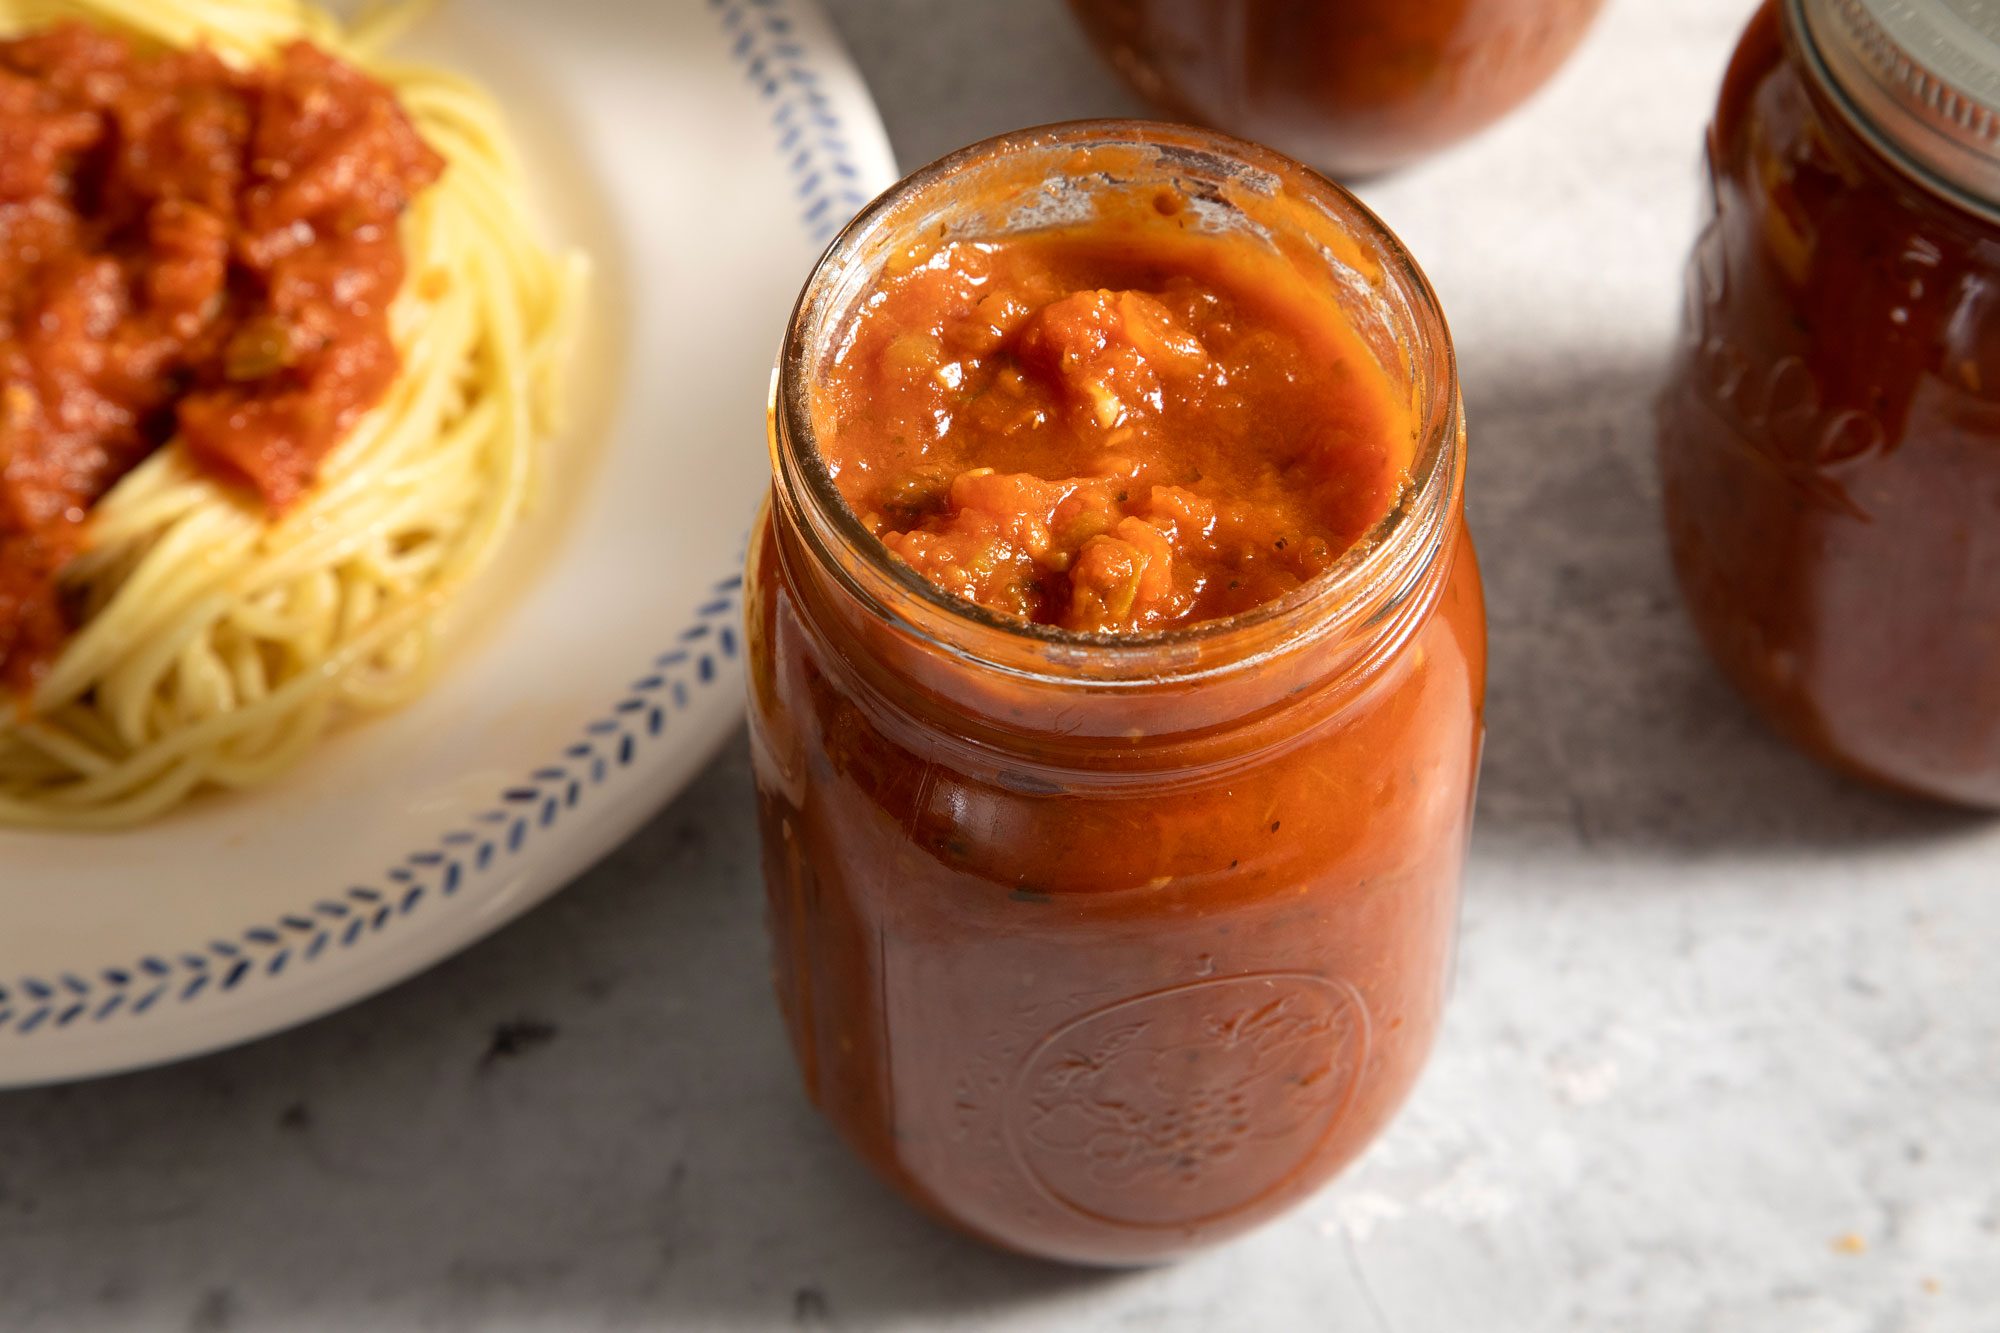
[1658,0,2000,807]
[1066,0,1605,177]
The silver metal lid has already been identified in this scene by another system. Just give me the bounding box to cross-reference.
[1788,0,2000,222]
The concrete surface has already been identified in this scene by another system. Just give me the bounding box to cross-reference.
[1,1,1996,1329]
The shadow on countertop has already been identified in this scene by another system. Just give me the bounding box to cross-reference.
[4,346,1978,1330]
[0,350,1982,1333]
[818,0,1985,858]
[0,739,1121,1331]
[1458,340,1984,859]
[818,0,1148,170]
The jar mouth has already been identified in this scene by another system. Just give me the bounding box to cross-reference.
[772,119,1462,684]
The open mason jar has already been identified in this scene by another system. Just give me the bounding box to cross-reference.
[1067,0,1605,177]
[747,121,1486,1264]
[1658,0,2000,807]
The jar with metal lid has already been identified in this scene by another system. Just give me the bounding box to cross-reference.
[1658,0,2000,806]
[1066,0,1605,178]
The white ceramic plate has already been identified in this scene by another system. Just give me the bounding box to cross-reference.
[0,0,897,1087]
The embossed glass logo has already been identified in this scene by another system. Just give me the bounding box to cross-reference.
[1675,206,1896,519]
[1005,974,1369,1228]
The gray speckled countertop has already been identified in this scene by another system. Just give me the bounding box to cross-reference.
[3,2,1997,1329]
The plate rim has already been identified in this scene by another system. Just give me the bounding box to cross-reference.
[0,0,896,1087]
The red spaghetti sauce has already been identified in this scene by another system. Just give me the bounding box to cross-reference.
[1659,4,2000,805]
[0,23,442,693]
[754,127,1484,1263]
[1068,0,1605,177]
[819,225,1413,632]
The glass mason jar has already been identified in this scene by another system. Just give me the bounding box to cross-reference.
[1067,0,1605,177]
[747,122,1486,1265]
[1658,0,2000,807]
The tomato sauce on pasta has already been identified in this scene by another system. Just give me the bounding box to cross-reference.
[0,23,442,692]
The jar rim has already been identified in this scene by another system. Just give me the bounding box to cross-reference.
[771,118,1463,685]
[1787,0,2000,225]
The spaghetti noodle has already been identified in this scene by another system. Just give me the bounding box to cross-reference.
[0,0,582,828]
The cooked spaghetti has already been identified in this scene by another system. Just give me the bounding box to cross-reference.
[0,0,582,829]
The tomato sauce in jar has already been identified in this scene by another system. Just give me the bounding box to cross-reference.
[819,223,1413,633]
[1067,0,1604,177]
[749,122,1485,1263]
[1658,0,2000,806]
